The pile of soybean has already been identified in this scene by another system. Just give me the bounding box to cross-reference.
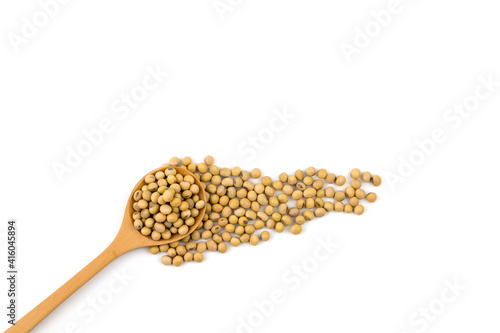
[134,156,381,267]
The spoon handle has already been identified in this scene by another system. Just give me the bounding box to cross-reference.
[5,243,123,333]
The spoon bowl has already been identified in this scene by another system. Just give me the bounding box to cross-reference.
[6,166,205,333]
[113,165,206,253]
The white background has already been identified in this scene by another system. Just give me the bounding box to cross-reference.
[1,0,500,332]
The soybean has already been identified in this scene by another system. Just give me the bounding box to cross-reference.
[145,157,381,267]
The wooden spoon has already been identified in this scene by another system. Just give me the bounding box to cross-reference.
[6,166,206,333]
